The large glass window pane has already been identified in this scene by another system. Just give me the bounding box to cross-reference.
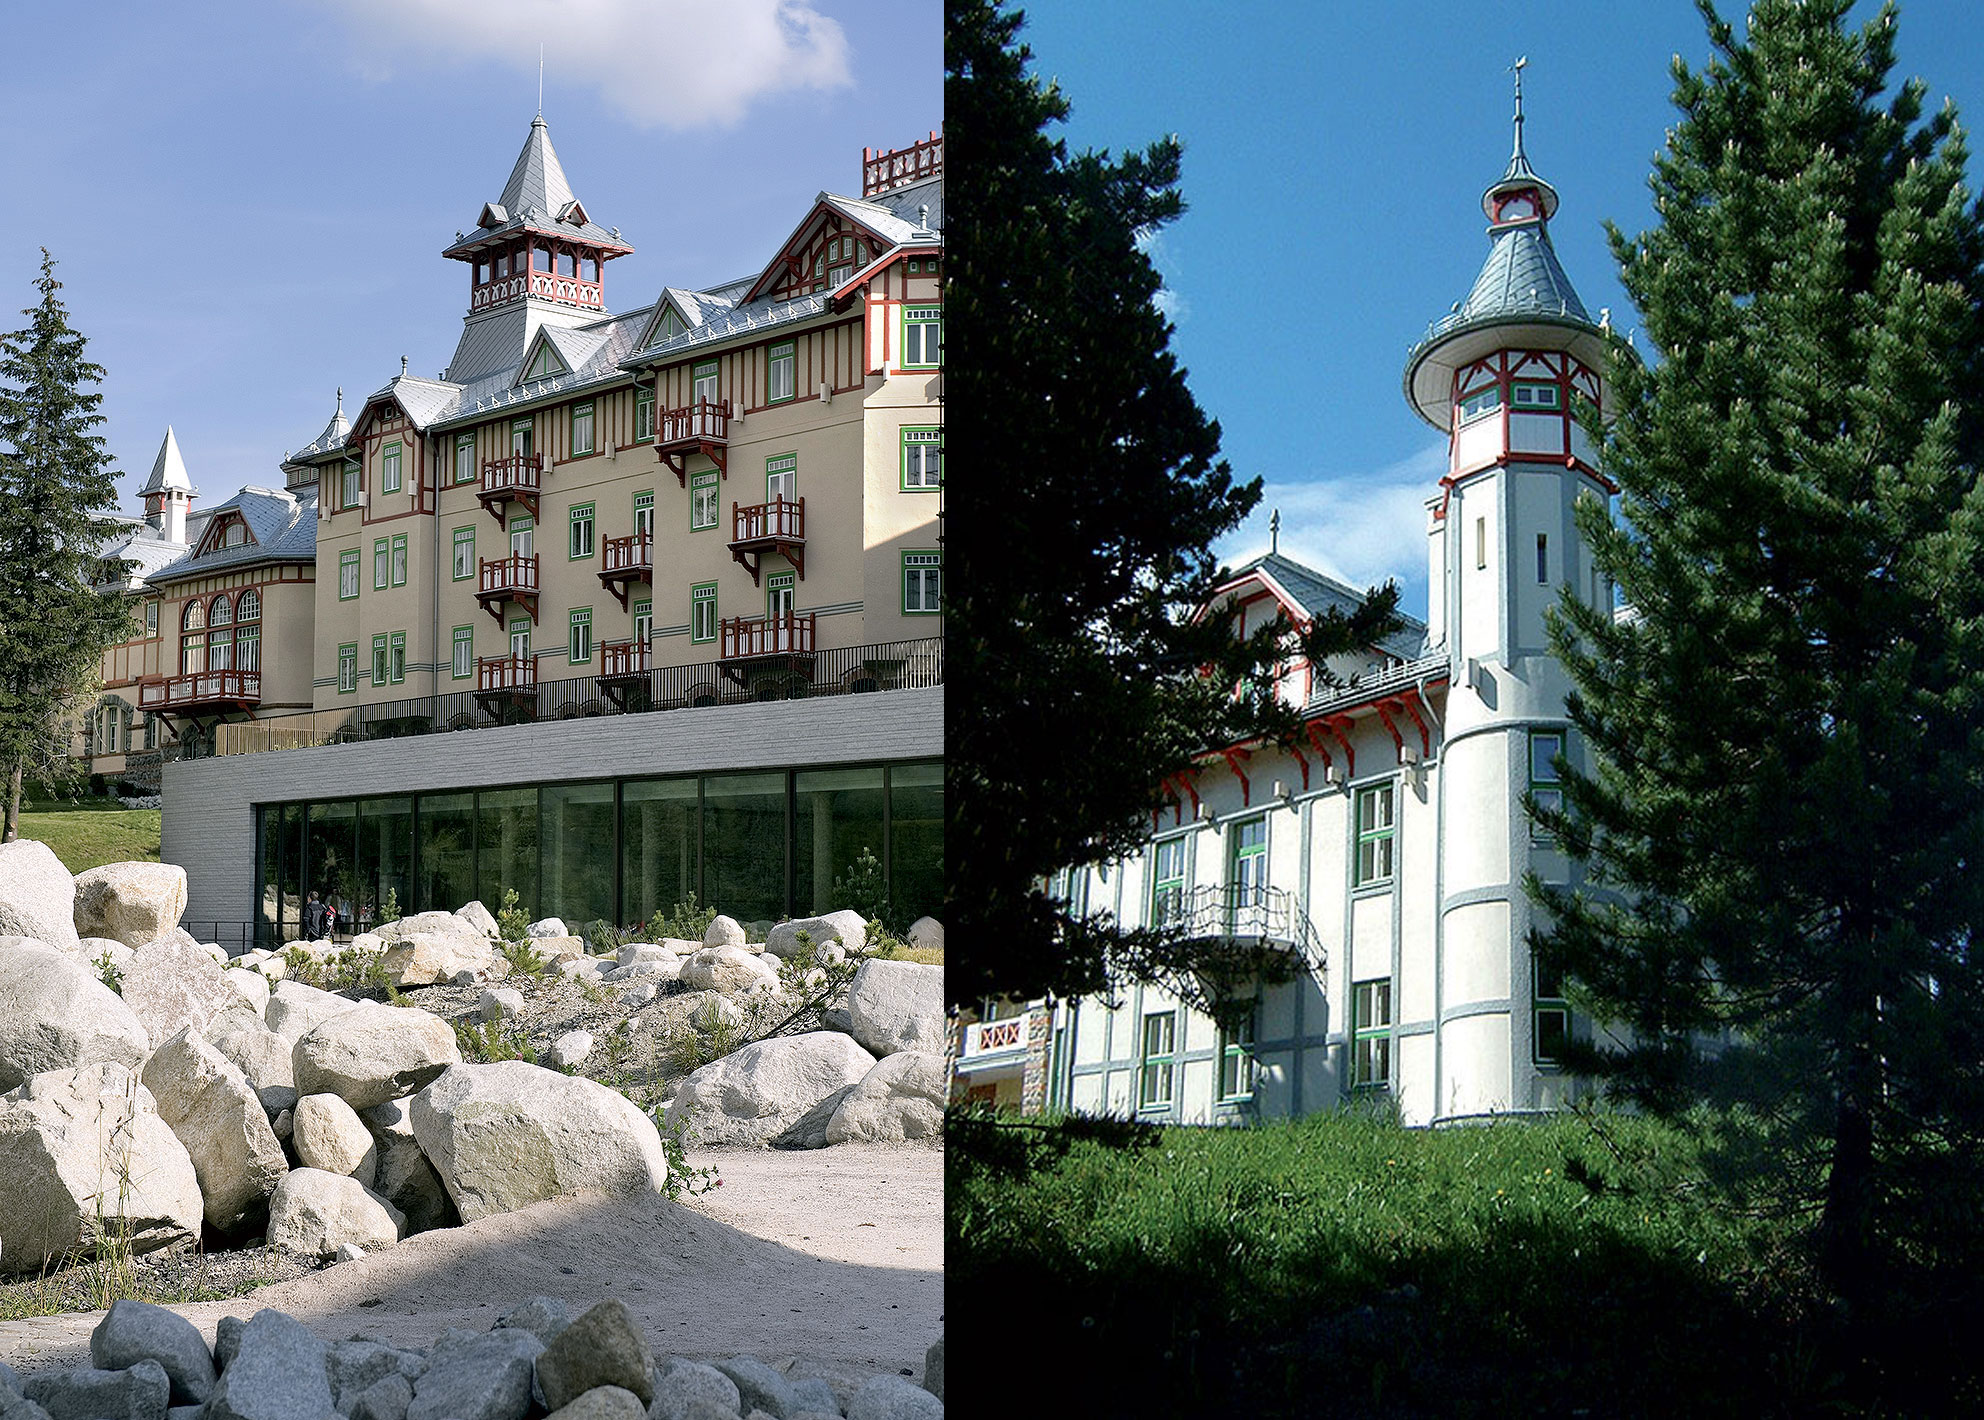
[702,771,787,927]
[890,762,944,925]
[279,803,304,942]
[795,767,885,917]
[417,792,475,915]
[541,781,615,933]
[305,801,358,936]
[621,778,699,928]
[477,787,539,920]
[256,806,281,947]
[358,796,413,933]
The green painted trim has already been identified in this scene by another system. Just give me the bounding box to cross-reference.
[390,533,408,587]
[338,549,360,602]
[900,305,943,370]
[568,606,593,664]
[766,340,797,405]
[568,501,596,560]
[901,548,942,615]
[689,582,718,643]
[450,625,474,680]
[372,538,389,591]
[1137,1009,1176,1111]
[381,441,403,494]
[570,400,596,456]
[900,426,942,492]
[451,526,476,581]
[1351,978,1394,1089]
[454,434,477,485]
[1148,836,1187,926]
[1216,1012,1257,1102]
[389,630,406,684]
[370,632,388,687]
[633,386,656,443]
[337,642,358,694]
[1352,782,1396,887]
[689,470,719,532]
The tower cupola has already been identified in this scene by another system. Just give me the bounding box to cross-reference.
[137,425,196,544]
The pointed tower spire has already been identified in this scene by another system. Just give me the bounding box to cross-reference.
[137,426,196,542]
[1481,57,1559,225]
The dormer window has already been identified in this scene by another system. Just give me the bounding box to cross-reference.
[659,309,687,341]
[524,342,566,382]
[224,521,247,548]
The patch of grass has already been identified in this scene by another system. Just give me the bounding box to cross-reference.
[13,803,160,873]
[898,946,944,966]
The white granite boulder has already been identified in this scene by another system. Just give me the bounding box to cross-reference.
[455,900,500,938]
[358,1097,457,1235]
[663,1031,880,1146]
[0,1062,204,1273]
[265,979,361,1044]
[526,917,568,939]
[679,944,779,996]
[547,1030,593,1069]
[531,934,588,962]
[376,913,496,986]
[141,1027,289,1231]
[826,1052,947,1144]
[293,1004,462,1109]
[764,909,869,959]
[120,930,241,1048]
[0,838,80,953]
[479,987,525,1020]
[907,916,944,953]
[294,1092,378,1186]
[223,966,271,1016]
[846,959,946,1056]
[266,1168,404,1258]
[71,861,187,949]
[203,1002,297,1095]
[409,1062,669,1222]
[0,942,151,1091]
[703,915,748,948]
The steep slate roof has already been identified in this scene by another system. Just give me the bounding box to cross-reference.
[147,485,317,585]
[290,394,350,463]
[441,117,631,261]
[1452,223,1589,328]
[94,517,193,591]
[1224,551,1429,660]
[136,427,195,497]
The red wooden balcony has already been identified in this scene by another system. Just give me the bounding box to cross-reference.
[476,553,540,626]
[864,130,943,197]
[654,399,729,484]
[139,670,262,715]
[596,637,649,711]
[597,532,652,610]
[728,497,806,585]
[720,613,814,660]
[479,453,542,525]
[473,654,536,721]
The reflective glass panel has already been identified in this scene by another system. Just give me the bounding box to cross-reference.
[794,767,885,917]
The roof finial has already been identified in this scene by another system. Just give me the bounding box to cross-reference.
[538,45,544,118]
[1510,56,1528,170]
[1269,507,1281,555]
[400,356,408,378]
[335,386,343,413]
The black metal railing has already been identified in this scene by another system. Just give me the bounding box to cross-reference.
[1158,884,1325,967]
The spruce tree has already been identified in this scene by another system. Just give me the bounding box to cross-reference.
[1529,0,1984,1303]
[0,250,129,839]
[947,0,1399,1009]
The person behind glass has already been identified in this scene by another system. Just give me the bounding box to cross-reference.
[304,891,325,939]
[324,898,340,940]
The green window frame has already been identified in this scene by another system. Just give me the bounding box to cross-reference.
[690,470,718,531]
[1150,837,1185,927]
[508,616,531,659]
[337,643,358,694]
[902,550,942,614]
[766,454,796,504]
[1352,979,1393,1089]
[1138,1010,1175,1111]
[371,633,388,687]
[1535,957,1569,1065]
[901,305,942,369]
[1511,381,1561,410]
[338,549,360,601]
[452,526,476,581]
[634,385,655,442]
[690,583,717,644]
[1530,730,1565,842]
[569,502,595,560]
[1217,1011,1257,1102]
[692,360,719,405]
[901,427,942,491]
[390,533,407,587]
[381,441,402,494]
[455,434,476,485]
[765,571,796,622]
[568,607,593,664]
[633,490,654,542]
[451,626,474,680]
[571,401,595,456]
[766,341,796,404]
[389,631,406,684]
[144,601,159,637]
[510,417,535,457]
[373,538,389,591]
[1459,384,1502,423]
[1354,783,1396,887]
[340,458,360,509]
[632,598,652,645]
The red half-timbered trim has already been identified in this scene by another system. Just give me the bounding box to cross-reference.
[744,200,899,305]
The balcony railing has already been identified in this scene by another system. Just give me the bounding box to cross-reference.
[597,638,648,681]
[720,612,815,661]
[1155,884,1325,968]
[601,532,652,577]
[480,453,541,499]
[729,497,805,583]
[478,554,539,597]
[657,399,729,446]
[139,670,262,712]
[958,1015,1032,1063]
[863,130,943,198]
[476,655,536,693]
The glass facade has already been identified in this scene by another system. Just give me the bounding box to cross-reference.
[253,761,942,944]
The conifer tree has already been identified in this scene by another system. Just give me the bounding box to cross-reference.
[0,251,129,839]
[1529,0,1984,1303]
[947,0,1399,1009]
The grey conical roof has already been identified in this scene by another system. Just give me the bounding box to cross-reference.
[137,426,194,497]
[1456,222,1590,328]
[500,116,576,218]
[442,117,631,261]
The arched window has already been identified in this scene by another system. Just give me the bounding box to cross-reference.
[209,595,233,626]
[235,589,262,672]
[180,600,205,674]
[208,594,233,670]
[182,600,205,632]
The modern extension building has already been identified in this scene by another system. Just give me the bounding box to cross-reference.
[955,94,1607,1127]
[96,118,944,946]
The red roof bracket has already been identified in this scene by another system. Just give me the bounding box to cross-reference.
[1220,748,1253,807]
[1374,701,1406,762]
[1303,720,1336,775]
[1324,717,1357,778]
[1393,694,1432,758]
[1288,744,1312,792]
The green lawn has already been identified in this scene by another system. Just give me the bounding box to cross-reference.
[13,799,161,874]
[951,1106,1983,1417]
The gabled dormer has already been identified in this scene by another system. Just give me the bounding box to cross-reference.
[742,196,904,305]
[195,509,258,557]
[519,335,570,384]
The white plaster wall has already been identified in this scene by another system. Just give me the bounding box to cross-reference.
[1512,469,1563,652]
[1349,890,1392,983]
[1439,734,1510,893]
[1453,415,1500,474]
[1398,1034,1436,1126]
[1425,500,1447,647]
[1508,411,1562,456]
[1443,900,1513,1006]
[1457,479,1498,663]
[1398,770,1439,1027]
[1441,1013,1512,1120]
[1302,1039,1337,1114]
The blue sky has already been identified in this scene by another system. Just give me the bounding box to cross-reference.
[1016,0,1984,619]
[0,0,938,519]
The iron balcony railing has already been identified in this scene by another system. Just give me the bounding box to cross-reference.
[480,453,542,499]
[657,398,729,446]
[1154,883,1325,968]
[1304,652,1450,716]
[204,635,943,758]
[721,612,815,659]
[477,654,536,693]
[139,670,262,711]
[731,496,804,545]
[601,532,652,576]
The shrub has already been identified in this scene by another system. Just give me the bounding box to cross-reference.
[494,888,530,944]
[830,847,895,935]
[93,949,122,994]
[648,1111,721,1200]
[643,892,716,944]
[375,886,400,928]
[499,936,549,977]
[453,1020,536,1064]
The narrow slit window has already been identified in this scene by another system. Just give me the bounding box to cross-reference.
[1537,533,1548,584]
[1475,517,1487,571]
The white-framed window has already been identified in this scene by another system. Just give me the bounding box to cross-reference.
[381,442,402,494]
[452,626,473,680]
[692,360,719,406]
[1512,381,1561,410]
[690,584,717,644]
[510,516,533,559]
[511,418,534,457]
[455,434,476,485]
[634,385,655,441]
[568,607,593,663]
[766,572,795,622]
[338,643,358,694]
[1138,1011,1175,1110]
[901,306,942,368]
[903,551,942,614]
[1354,782,1396,887]
[390,533,407,587]
[452,526,475,581]
[1353,979,1393,1088]
[571,401,595,456]
[767,341,795,403]
[691,470,719,531]
[766,454,796,504]
[901,428,942,490]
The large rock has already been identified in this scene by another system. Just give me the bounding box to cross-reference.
[664,1032,880,1146]
[712,1357,798,1419]
[678,945,779,996]
[532,1299,654,1410]
[847,1374,944,1420]
[22,1359,170,1420]
[493,1296,570,1346]
[541,1387,645,1420]
[293,1004,460,1109]
[264,980,359,1045]
[0,942,150,1091]
[325,1339,427,1413]
[293,1094,377,1186]
[846,960,945,1057]
[768,1084,859,1151]
[650,1363,740,1420]
[455,901,500,938]
[140,1028,288,1231]
[204,1004,296,1094]
[204,1309,333,1420]
[223,968,271,1017]
[907,917,943,954]
[410,1063,668,1222]
[266,1168,403,1258]
[703,915,747,949]
[764,910,869,960]
[91,1299,217,1407]
[827,1052,947,1145]
[924,1335,944,1402]
[525,917,567,939]
[358,1098,457,1235]
[376,914,495,987]
[120,932,240,1049]
[71,862,187,950]
[479,988,524,1021]
[0,839,80,953]
[408,1327,543,1420]
[531,935,588,963]
[0,1062,203,1274]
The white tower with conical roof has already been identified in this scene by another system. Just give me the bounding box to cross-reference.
[137,426,196,544]
[1402,63,1613,1121]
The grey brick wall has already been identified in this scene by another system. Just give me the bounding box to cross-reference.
[162,686,944,930]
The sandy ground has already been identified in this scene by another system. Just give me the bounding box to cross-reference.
[0,1141,942,1390]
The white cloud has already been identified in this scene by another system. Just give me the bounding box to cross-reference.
[318,0,852,129]
[1215,441,1447,619]
[1136,227,1189,322]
